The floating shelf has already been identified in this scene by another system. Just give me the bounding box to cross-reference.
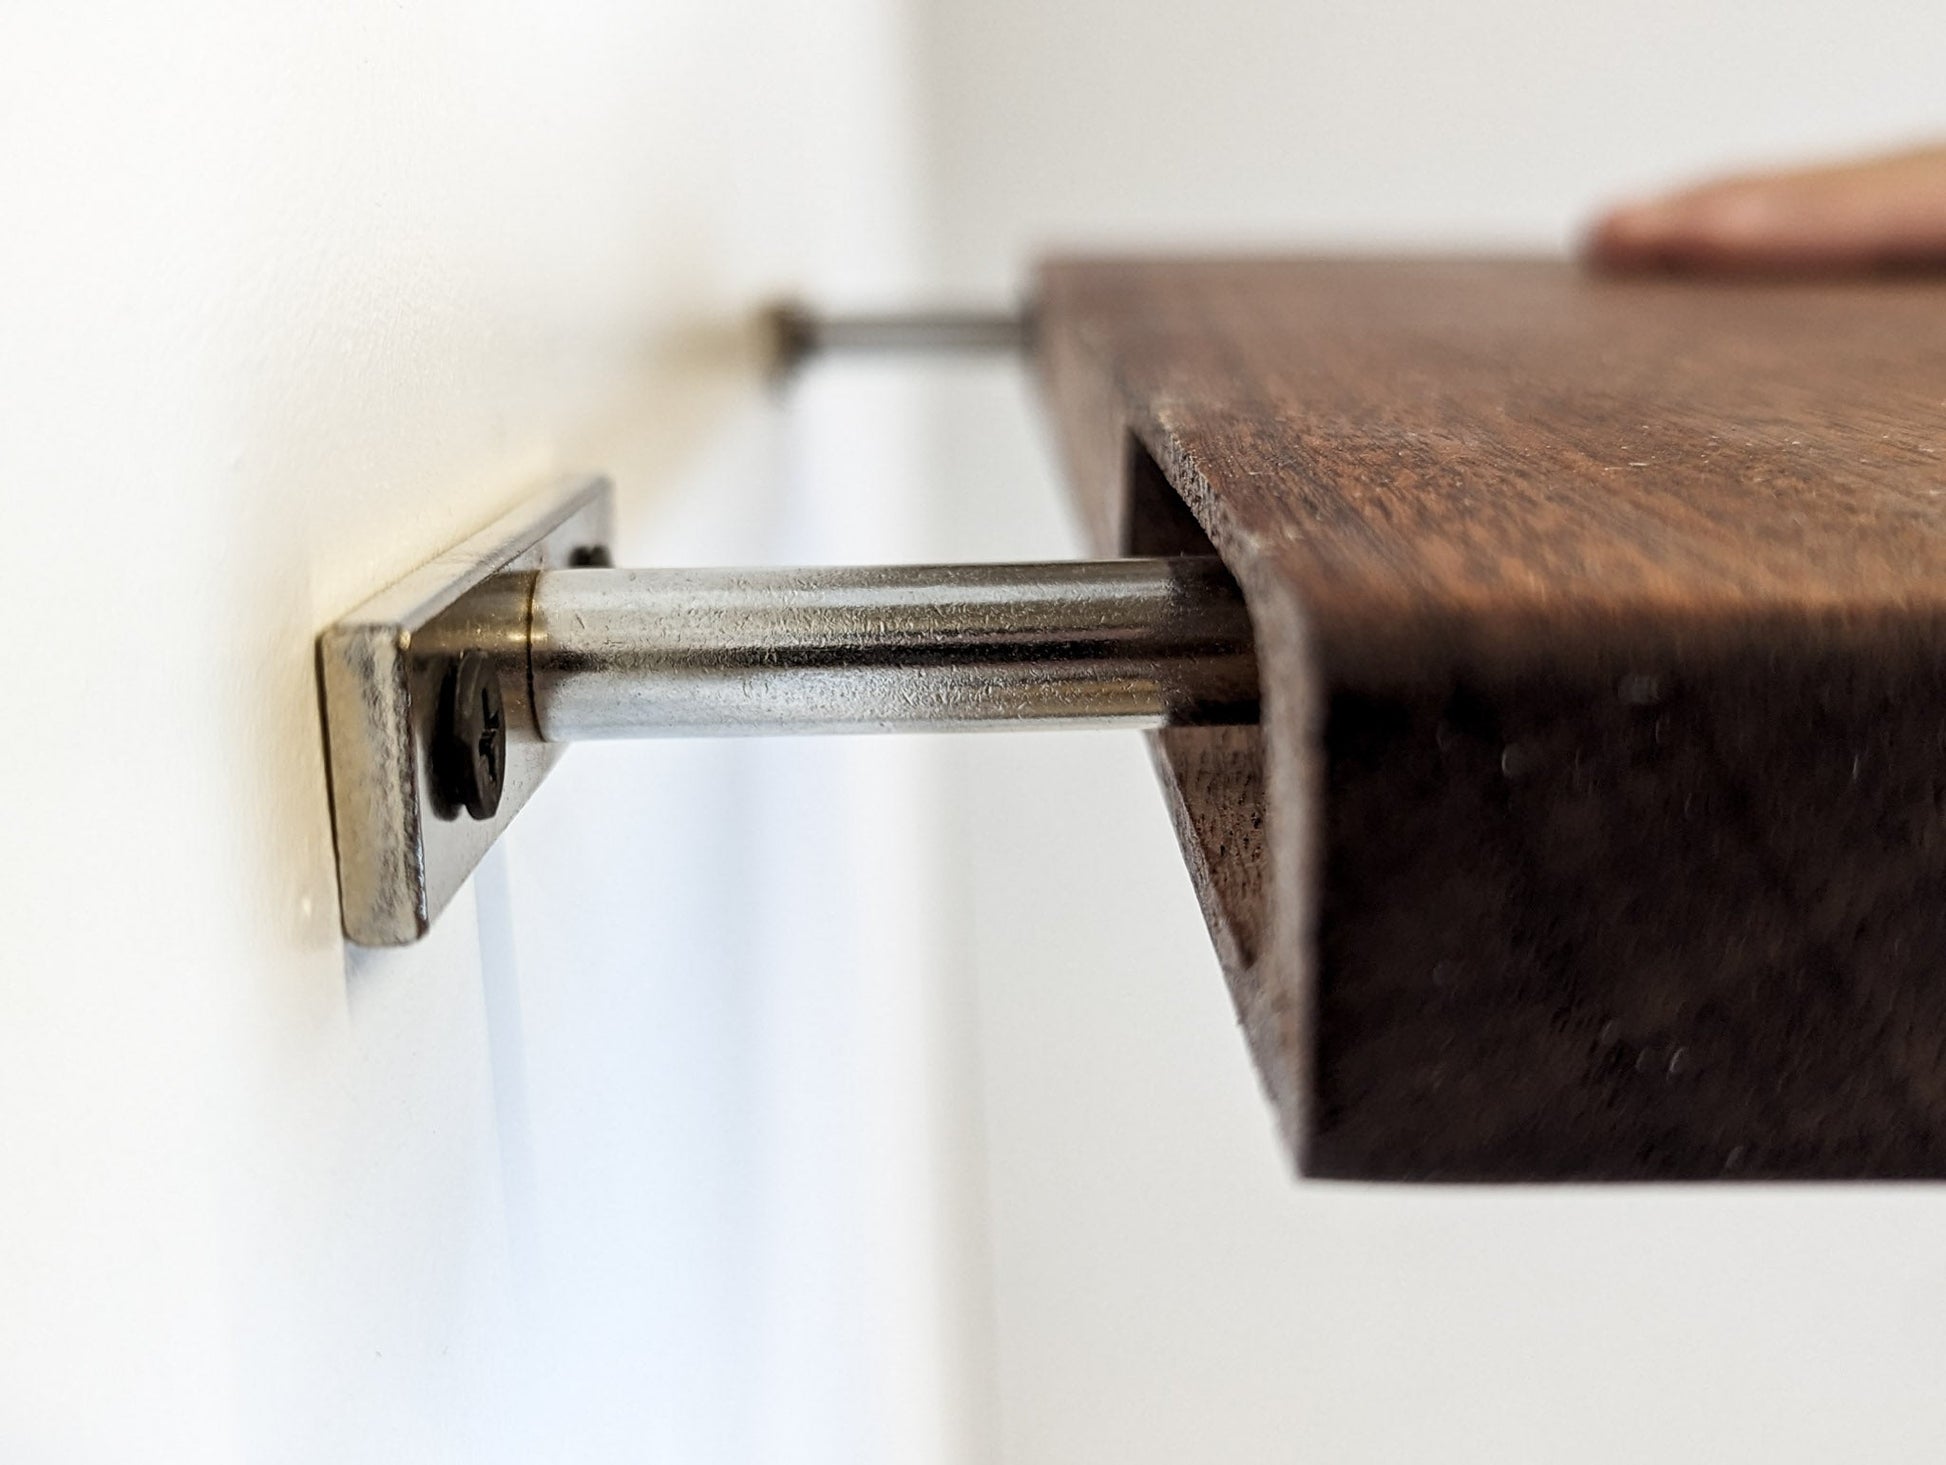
[1036,256,1946,1181]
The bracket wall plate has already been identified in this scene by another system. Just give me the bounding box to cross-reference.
[318,475,613,946]
[317,473,1252,948]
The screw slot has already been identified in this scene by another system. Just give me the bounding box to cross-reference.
[568,544,613,568]
[432,650,505,821]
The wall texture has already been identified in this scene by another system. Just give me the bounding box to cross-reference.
[0,4,973,1462]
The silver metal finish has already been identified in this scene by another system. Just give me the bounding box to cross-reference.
[318,476,613,946]
[530,559,1256,739]
[770,301,1030,370]
[320,482,1258,945]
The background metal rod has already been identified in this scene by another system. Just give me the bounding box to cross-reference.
[768,302,1031,371]
[530,557,1257,740]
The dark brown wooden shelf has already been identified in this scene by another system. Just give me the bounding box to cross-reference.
[1036,256,1946,1181]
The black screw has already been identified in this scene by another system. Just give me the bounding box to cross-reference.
[432,650,506,821]
[568,544,613,568]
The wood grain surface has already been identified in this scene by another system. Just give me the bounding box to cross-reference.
[1035,257,1946,1180]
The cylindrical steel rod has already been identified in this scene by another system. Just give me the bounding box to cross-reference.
[769,302,1031,371]
[530,557,1257,740]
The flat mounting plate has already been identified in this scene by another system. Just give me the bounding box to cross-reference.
[319,475,613,946]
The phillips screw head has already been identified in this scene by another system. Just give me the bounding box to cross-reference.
[432,650,506,821]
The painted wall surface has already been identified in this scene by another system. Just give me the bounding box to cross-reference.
[0,4,976,1462]
[913,2,1946,1462]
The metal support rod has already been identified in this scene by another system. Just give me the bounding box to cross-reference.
[530,557,1257,740]
[317,479,1262,943]
[768,301,1031,372]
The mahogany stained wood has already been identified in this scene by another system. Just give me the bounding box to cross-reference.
[1035,257,1946,1181]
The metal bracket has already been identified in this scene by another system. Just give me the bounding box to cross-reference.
[318,476,1255,947]
[318,299,1046,945]
[766,300,1031,374]
[318,476,613,946]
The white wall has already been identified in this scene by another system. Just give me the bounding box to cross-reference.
[0,4,976,1462]
[912,3,1946,1462]
[918,0,1946,281]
